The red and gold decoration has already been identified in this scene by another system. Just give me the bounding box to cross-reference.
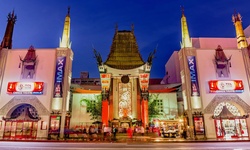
[139,73,149,90]
[208,80,244,93]
[100,73,111,90]
[7,82,44,95]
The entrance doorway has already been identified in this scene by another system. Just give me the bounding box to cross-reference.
[213,102,249,138]
[3,121,38,139]
[3,104,40,139]
[215,118,248,138]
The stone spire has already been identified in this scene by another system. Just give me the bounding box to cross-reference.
[180,6,192,48]
[59,7,71,48]
[1,10,17,49]
[232,11,248,49]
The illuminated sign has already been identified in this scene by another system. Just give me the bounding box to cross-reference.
[53,56,66,98]
[187,56,200,96]
[139,73,150,90]
[100,73,111,90]
[208,80,244,93]
[7,82,44,95]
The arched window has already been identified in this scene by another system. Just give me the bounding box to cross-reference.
[214,102,241,117]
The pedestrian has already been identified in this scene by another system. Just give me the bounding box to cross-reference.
[158,127,161,136]
[183,128,187,139]
[146,125,149,135]
[141,126,145,136]
[127,127,133,139]
[112,125,118,140]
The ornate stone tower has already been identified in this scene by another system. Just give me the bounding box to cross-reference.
[178,7,203,135]
[1,10,16,49]
[51,7,73,139]
[0,11,17,94]
[94,25,155,127]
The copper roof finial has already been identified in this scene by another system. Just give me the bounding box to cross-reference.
[180,5,184,16]
[67,6,70,16]
[115,23,118,33]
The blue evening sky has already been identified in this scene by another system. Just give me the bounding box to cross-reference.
[0,0,250,78]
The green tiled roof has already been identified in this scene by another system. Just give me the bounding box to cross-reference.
[105,30,145,69]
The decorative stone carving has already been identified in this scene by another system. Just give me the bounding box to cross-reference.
[0,96,50,116]
[56,50,67,57]
[204,95,250,114]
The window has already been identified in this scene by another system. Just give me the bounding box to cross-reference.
[155,99,163,113]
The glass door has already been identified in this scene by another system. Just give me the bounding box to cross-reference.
[222,119,236,138]
[15,122,23,139]
[214,119,224,138]
[3,122,11,139]
[10,122,17,138]
[23,122,32,138]
[32,122,38,138]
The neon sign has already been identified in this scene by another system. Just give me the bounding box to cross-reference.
[7,82,44,95]
[187,56,200,96]
[208,80,244,93]
[53,56,66,98]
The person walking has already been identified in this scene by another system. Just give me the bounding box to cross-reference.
[146,125,149,135]
[141,126,145,136]
[127,127,133,139]
[112,125,118,140]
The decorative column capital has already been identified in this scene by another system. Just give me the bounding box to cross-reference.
[102,89,109,101]
[141,90,149,101]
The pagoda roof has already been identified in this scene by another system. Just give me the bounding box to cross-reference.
[21,46,37,63]
[104,30,145,69]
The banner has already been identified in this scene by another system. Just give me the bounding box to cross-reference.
[53,56,66,98]
[187,56,200,96]
[208,80,244,93]
[7,82,44,95]
[100,73,111,90]
[139,73,150,91]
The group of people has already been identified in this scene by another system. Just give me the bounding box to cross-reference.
[72,124,151,140]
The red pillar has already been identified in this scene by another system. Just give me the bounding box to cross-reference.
[102,100,109,126]
[141,99,149,127]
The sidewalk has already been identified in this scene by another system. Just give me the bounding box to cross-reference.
[1,133,250,143]
[113,133,250,143]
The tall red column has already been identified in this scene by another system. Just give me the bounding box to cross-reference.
[141,99,149,127]
[102,100,109,126]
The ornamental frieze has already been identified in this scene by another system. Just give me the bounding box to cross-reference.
[204,95,250,114]
[0,96,50,116]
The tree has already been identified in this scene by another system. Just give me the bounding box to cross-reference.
[148,93,160,122]
[80,94,102,120]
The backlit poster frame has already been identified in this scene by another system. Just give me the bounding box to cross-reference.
[193,116,205,135]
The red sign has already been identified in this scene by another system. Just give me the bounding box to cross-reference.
[7,82,44,95]
[139,73,150,90]
[100,73,111,90]
[208,80,243,93]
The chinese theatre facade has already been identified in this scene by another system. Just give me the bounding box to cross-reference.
[0,9,73,140]
[177,9,250,139]
[94,26,155,127]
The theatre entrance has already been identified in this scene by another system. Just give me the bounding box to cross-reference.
[213,102,249,139]
[2,104,40,139]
